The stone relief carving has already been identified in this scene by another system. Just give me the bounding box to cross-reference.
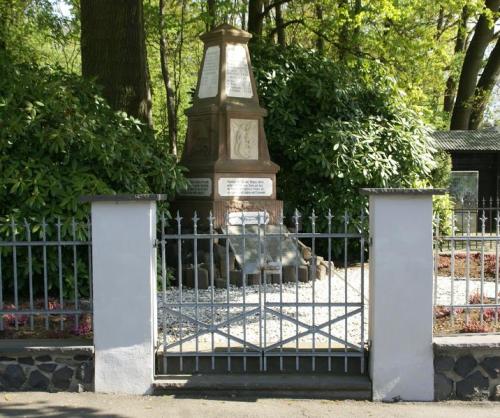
[230,119,258,160]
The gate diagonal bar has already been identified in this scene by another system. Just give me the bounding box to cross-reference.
[156,209,368,374]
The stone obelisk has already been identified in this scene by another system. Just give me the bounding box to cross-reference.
[172,24,282,227]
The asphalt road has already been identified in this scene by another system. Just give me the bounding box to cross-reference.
[1,392,500,418]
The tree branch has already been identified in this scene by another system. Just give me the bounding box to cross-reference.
[261,0,291,17]
[269,18,303,37]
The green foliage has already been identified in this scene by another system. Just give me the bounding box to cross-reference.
[252,43,439,237]
[0,0,81,73]
[430,151,453,236]
[0,53,186,221]
[0,53,186,299]
[430,151,452,189]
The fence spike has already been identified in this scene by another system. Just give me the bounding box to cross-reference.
[293,208,301,225]
[481,210,487,234]
[192,211,199,232]
[208,211,215,232]
[310,209,316,229]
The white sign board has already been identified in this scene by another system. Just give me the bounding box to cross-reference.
[230,119,258,160]
[225,44,253,98]
[179,178,212,197]
[218,178,272,197]
[228,211,269,225]
[198,46,220,99]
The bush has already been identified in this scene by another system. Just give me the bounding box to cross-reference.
[0,53,186,299]
[252,44,444,246]
[0,52,185,220]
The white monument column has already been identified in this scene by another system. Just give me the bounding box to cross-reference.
[82,194,163,394]
[361,188,444,401]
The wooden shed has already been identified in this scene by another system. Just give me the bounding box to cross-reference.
[432,130,500,205]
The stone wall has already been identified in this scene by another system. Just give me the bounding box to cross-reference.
[0,340,93,392]
[434,335,500,401]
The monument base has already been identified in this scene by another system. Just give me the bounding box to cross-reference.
[171,199,283,228]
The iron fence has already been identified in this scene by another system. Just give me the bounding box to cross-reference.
[434,205,500,335]
[452,197,500,239]
[0,217,93,338]
[156,209,368,374]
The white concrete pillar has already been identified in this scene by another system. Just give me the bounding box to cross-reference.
[361,188,444,402]
[83,194,164,395]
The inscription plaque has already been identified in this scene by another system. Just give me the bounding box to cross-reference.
[179,178,212,197]
[225,44,253,98]
[228,211,269,225]
[230,119,258,160]
[219,177,272,197]
[198,46,220,99]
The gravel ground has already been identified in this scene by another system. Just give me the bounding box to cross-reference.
[157,267,369,351]
[434,275,499,306]
[157,268,499,351]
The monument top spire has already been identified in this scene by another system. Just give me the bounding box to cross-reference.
[193,23,259,107]
[200,23,252,42]
[173,25,282,227]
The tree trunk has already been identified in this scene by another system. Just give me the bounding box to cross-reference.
[0,1,7,51]
[159,0,178,156]
[338,0,349,59]
[207,0,216,30]
[248,0,263,38]
[469,37,500,129]
[315,3,324,54]
[450,0,500,130]
[443,6,469,113]
[80,0,152,126]
[352,0,362,48]
[241,0,247,30]
[275,2,285,46]
[436,6,444,35]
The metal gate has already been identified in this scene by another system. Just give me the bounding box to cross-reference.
[156,210,367,374]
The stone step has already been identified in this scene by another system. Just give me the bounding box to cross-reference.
[153,374,372,400]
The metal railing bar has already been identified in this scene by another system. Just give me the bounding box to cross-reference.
[163,302,361,308]
[160,212,168,373]
[11,219,19,329]
[0,309,92,315]
[225,212,231,372]
[163,302,260,308]
[209,212,215,371]
[56,217,64,331]
[193,212,199,372]
[327,210,333,372]
[71,218,79,330]
[311,210,316,372]
[0,248,3,331]
[176,212,183,372]
[242,213,247,372]
[359,209,366,374]
[157,232,364,241]
[42,219,49,329]
[24,219,34,330]
[0,241,91,247]
[344,212,349,373]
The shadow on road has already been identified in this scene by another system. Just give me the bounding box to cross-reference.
[0,399,127,418]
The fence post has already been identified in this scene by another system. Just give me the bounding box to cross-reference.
[82,194,164,394]
[361,188,445,401]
